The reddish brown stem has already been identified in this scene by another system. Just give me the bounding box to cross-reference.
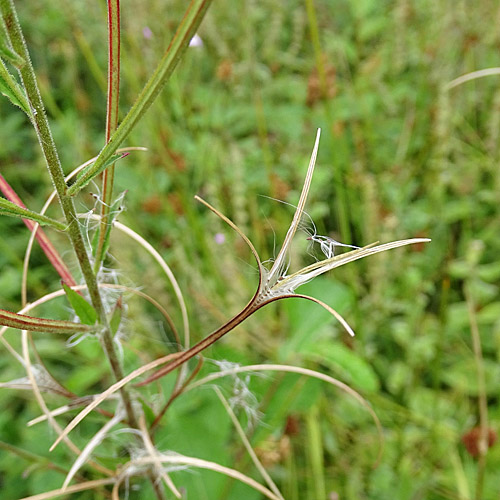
[95,0,121,270]
[136,304,258,387]
[0,173,76,286]
[150,356,204,432]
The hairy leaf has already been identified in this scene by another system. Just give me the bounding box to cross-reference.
[92,191,126,260]
[67,153,128,196]
[0,58,30,114]
[109,299,122,335]
[0,196,66,230]
[0,26,25,67]
[62,282,98,326]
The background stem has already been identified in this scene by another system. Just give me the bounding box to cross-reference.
[465,284,489,500]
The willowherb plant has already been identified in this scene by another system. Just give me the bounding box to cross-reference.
[0,1,429,499]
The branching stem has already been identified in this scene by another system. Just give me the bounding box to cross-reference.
[0,0,137,429]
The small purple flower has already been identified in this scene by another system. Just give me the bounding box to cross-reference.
[214,233,225,245]
[143,26,152,39]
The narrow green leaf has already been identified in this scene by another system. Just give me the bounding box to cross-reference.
[109,299,122,335]
[62,282,98,326]
[0,24,25,67]
[138,398,156,427]
[0,58,30,114]
[305,342,380,393]
[0,173,77,285]
[92,191,126,263]
[0,196,66,230]
[306,405,326,500]
[67,152,128,196]
[91,221,100,257]
[0,43,24,67]
[101,191,126,258]
[0,308,92,334]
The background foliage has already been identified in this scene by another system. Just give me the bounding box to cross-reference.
[1,0,499,498]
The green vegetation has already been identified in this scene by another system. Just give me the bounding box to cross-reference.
[0,0,499,498]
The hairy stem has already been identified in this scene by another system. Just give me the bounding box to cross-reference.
[0,173,77,288]
[0,0,137,429]
[66,0,213,197]
[94,0,121,272]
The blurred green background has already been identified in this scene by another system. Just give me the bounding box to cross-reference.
[1,0,500,498]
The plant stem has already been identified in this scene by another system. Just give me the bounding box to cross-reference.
[66,0,213,197]
[1,3,213,497]
[0,0,137,430]
[0,173,77,288]
[465,284,489,500]
[99,5,166,498]
[137,301,258,387]
[94,0,121,272]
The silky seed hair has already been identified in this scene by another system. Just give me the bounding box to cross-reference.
[259,194,359,260]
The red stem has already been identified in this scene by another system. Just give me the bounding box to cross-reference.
[0,173,77,286]
[106,0,120,142]
[96,0,121,269]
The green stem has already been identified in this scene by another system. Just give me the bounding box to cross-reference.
[2,3,211,497]
[465,284,489,500]
[0,0,137,430]
[306,404,326,500]
[67,0,213,197]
